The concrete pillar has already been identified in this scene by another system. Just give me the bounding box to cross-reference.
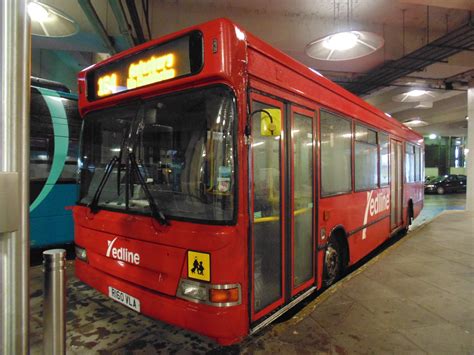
[467,81,474,211]
[0,0,31,354]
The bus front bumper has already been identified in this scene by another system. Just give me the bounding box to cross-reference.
[75,259,247,345]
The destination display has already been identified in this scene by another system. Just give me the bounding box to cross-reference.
[87,31,203,101]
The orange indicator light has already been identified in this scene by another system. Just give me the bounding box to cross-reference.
[209,288,239,304]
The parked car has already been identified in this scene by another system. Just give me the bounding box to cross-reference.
[425,175,436,184]
[424,174,467,194]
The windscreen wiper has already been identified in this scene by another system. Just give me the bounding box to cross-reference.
[88,156,118,213]
[126,105,145,199]
[128,152,169,225]
[116,127,129,197]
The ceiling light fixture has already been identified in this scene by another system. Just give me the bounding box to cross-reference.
[28,1,78,37]
[403,118,428,127]
[323,32,358,50]
[406,89,427,97]
[306,31,384,61]
[429,134,437,139]
[392,89,436,103]
[305,0,383,61]
[27,2,49,22]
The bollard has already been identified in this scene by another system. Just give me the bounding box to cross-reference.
[43,249,66,355]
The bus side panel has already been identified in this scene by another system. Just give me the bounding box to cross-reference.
[319,187,391,266]
[30,183,76,247]
[404,182,424,221]
[348,216,391,264]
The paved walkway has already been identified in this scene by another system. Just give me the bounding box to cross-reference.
[244,210,474,354]
[30,210,474,354]
[411,193,465,229]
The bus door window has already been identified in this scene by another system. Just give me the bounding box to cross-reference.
[251,99,283,315]
[390,140,403,228]
[291,111,314,289]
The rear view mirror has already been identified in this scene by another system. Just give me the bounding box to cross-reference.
[145,108,157,124]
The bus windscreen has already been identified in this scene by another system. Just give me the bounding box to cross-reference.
[86,31,203,101]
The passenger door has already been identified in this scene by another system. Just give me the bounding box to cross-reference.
[250,94,285,320]
[249,93,316,323]
[390,139,403,229]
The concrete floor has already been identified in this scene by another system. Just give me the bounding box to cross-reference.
[411,193,466,229]
[30,194,474,354]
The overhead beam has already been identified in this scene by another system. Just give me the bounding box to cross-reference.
[108,0,136,49]
[343,20,474,95]
[125,0,146,44]
[399,0,474,11]
[77,0,117,54]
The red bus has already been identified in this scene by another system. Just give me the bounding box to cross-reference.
[74,18,424,345]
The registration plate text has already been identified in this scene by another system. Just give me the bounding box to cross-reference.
[108,286,141,312]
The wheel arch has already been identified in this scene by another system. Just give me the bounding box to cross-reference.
[328,225,350,269]
[407,198,414,224]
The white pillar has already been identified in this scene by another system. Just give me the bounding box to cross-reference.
[467,81,474,211]
[0,0,30,353]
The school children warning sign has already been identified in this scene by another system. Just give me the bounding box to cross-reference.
[187,251,210,282]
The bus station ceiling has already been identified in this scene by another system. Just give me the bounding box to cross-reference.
[32,0,474,137]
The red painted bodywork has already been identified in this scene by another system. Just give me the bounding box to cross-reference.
[75,18,424,344]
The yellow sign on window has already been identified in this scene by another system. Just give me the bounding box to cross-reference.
[261,108,281,136]
[187,251,210,282]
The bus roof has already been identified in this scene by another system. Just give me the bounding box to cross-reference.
[78,17,422,144]
[239,21,423,143]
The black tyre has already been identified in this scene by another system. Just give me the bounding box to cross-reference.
[323,238,342,288]
[408,204,414,226]
[402,206,414,235]
[437,186,445,195]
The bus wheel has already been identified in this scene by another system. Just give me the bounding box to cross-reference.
[408,201,414,226]
[437,186,445,195]
[323,238,342,288]
[402,204,414,235]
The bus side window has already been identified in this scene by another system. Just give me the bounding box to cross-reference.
[379,133,390,185]
[405,143,415,182]
[320,111,352,196]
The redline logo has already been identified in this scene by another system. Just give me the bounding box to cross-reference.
[362,190,390,240]
[106,237,141,265]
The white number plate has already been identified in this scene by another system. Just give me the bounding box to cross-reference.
[108,286,141,312]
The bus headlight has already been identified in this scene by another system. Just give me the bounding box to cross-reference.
[75,245,88,262]
[177,279,241,307]
[178,279,208,302]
